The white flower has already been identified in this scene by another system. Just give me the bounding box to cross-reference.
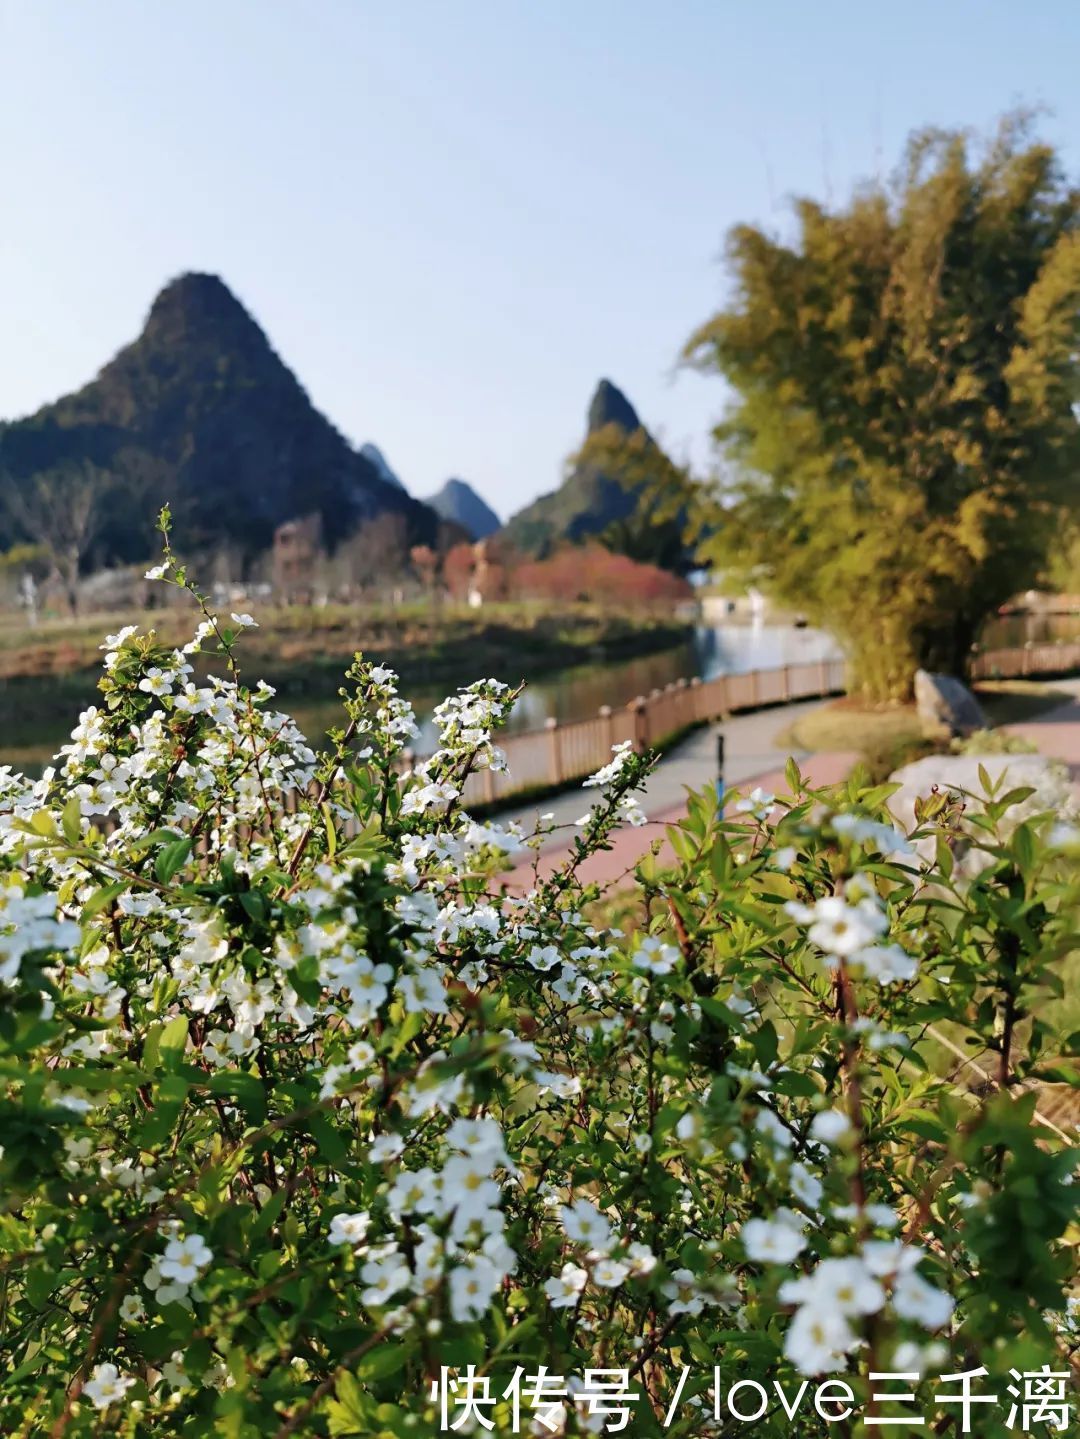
[101,624,138,651]
[161,1351,188,1390]
[400,780,459,817]
[545,1262,588,1308]
[625,1242,657,1275]
[442,1154,502,1226]
[852,942,918,985]
[892,1271,954,1329]
[860,1240,922,1279]
[741,1215,807,1264]
[618,795,647,827]
[83,1362,136,1409]
[119,1294,145,1324]
[773,845,797,871]
[359,1250,410,1308]
[328,1212,371,1247]
[789,894,888,960]
[230,613,258,628]
[809,1109,852,1145]
[386,1166,441,1217]
[832,813,913,856]
[592,1257,629,1288]
[559,1198,613,1251]
[662,1267,704,1315]
[449,1257,500,1321]
[583,741,634,789]
[891,1340,949,1377]
[779,1257,885,1317]
[144,563,168,581]
[783,1305,855,1375]
[788,1159,823,1209]
[735,786,775,819]
[395,968,448,1014]
[445,1116,508,1166]
[632,936,679,976]
[368,1134,405,1164]
[159,1234,213,1285]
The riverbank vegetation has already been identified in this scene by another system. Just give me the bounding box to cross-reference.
[0,599,691,683]
[0,600,694,767]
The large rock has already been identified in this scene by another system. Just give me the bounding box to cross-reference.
[888,752,1073,840]
[914,669,986,737]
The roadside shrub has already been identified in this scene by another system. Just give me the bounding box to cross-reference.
[1,535,1078,1435]
[952,727,1039,757]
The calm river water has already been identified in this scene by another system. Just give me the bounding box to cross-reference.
[0,621,842,769]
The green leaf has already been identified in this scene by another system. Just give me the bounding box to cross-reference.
[357,1343,411,1381]
[61,795,83,845]
[80,881,126,922]
[150,1015,189,1070]
[206,1069,267,1122]
[238,890,270,923]
[155,836,192,885]
[321,801,337,860]
[25,1263,57,1311]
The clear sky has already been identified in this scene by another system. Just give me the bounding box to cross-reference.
[2,1,1079,520]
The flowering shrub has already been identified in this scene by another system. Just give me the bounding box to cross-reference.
[1,528,1079,1434]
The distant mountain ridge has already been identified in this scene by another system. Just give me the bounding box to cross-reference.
[358,443,405,490]
[426,478,501,540]
[502,378,693,573]
[0,272,437,563]
[502,379,649,552]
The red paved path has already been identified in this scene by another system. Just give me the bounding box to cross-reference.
[1004,680,1080,786]
[501,751,857,895]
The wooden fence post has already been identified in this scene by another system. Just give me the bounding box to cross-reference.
[628,696,647,754]
[599,704,614,753]
[545,716,562,784]
[689,675,702,722]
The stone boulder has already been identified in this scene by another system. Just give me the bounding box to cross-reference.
[888,752,1073,842]
[914,669,987,738]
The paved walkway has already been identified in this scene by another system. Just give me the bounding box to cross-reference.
[499,696,857,894]
[1003,677,1080,784]
[500,696,837,840]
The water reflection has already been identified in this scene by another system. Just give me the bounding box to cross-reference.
[411,621,842,748]
[0,620,843,768]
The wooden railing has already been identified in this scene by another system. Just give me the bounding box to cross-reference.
[971,641,1080,681]
[417,639,1080,808]
[99,642,1080,835]
[416,657,849,808]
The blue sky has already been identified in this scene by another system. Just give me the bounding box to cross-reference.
[2,1,1079,518]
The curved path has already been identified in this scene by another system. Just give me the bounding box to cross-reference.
[500,697,856,894]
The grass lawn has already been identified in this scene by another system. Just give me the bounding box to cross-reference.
[975,678,1073,724]
[775,679,1070,781]
[775,699,931,781]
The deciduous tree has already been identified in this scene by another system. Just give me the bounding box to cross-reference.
[685,114,1080,700]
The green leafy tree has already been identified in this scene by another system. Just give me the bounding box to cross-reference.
[575,423,698,574]
[685,114,1080,701]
